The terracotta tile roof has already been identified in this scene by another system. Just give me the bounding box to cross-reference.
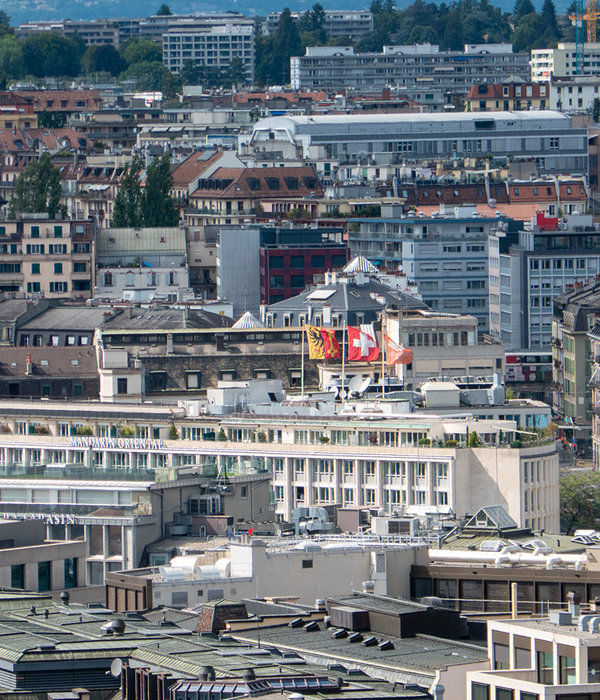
[191,166,322,199]
[171,150,222,187]
[14,90,102,112]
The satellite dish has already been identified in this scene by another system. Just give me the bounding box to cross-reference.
[110,658,123,677]
[358,377,371,395]
[348,376,363,396]
[339,389,347,399]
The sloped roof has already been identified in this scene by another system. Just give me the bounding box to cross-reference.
[232,311,264,329]
[465,506,518,531]
[344,256,378,274]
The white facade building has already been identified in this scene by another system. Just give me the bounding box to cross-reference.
[162,22,255,82]
[531,42,600,82]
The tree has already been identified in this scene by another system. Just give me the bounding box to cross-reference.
[37,111,66,128]
[141,154,178,227]
[156,4,173,14]
[271,8,302,85]
[540,0,560,39]
[120,38,162,66]
[119,61,181,97]
[111,155,144,228]
[9,153,62,219]
[22,32,84,77]
[513,0,536,20]
[593,97,600,123]
[0,34,24,79]
[81,44,126,76]
[0,10,12,36]
[224,57,247,87]
[560,471,600,534]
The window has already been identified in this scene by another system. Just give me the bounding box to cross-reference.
[291,275,305,288]
[49,281,68,293]
[117,378,128,394]
[30,225,40,238]
[494,643,510,670]
[31,263,40,275]
[471,684,489,700]
[186,371,201,389]
[495,690,514,700]
[302,559,313,569]
[291,255,304,268]
[270,256,284,269]
[11,564,24,589]
[311,255,325,268]
[54,225,63,238]
[104,271,113,286]
[537,650,553,684]
[64,558,77,588]
[73,262,86,272]
[54,263,63,274]
[559,654,576,684]
[38,560,51,591]
[149,371,167,391]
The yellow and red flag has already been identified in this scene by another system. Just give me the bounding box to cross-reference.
[306,325,340,359]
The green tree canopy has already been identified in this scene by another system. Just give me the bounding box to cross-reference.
[141,154,178,227]
[271,8,302,85]
[156,4,173,14]
[9,153,62,219]
[82,44,126,76]
[0,34,24,80]
[112,154,178,227]
[119,60,181,97]
[513,0,536,20]
[561,471,600,534]
[120,38,162,66]
[112,155,144,228]
[23,32,84,77]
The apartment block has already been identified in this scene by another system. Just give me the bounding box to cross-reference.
[531,42,600,81]
[265,10,373,40]
[291,43,530,92]
[162,22,255,82]
[0,218,93,299]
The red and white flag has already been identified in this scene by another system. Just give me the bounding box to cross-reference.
[384,335,413,365]
[347,325,379,362]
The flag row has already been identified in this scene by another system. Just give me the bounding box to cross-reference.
[305,325,413,364]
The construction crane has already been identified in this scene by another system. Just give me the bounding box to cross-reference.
[569,0,600,73]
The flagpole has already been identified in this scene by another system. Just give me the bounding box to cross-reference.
[341,320,346,404]
[381,311,386,399]
[301,320,305,398]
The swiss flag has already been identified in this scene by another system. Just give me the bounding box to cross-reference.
[348,326,379,362]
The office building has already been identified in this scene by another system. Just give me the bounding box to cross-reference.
[291,43,530,92]
[468,608,600,697]
[552,281,600,428]
[350,205,505,331]
[217,225,349,314]
[248,111,588,177]
[489,214,600,350]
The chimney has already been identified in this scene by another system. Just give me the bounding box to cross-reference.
[166,333,173,354]
[25,353,32,375]
[567,590,582,619]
